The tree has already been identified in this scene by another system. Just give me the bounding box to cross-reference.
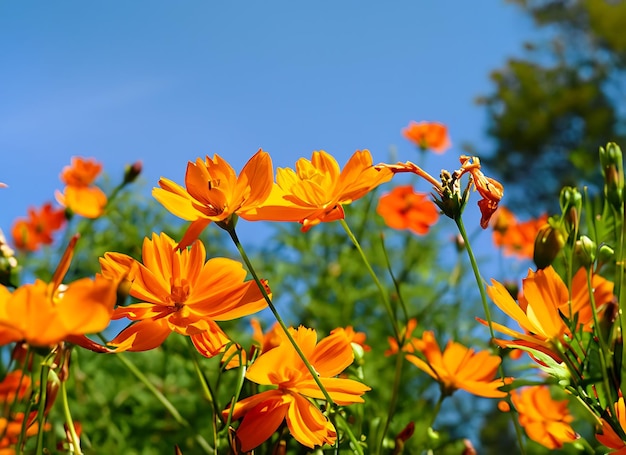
[475,0,626,212]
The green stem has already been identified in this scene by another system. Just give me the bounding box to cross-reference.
[227,227,335,406]
[34,360,50,455]
[61,379,82,454]
[115,353,214,454]
[339,219,400,340]
[379,234,410,325]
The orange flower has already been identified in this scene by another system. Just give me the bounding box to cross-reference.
[0,371,30,403]
[332,326,371,352]
[222,319,283,370]
[402,121,451,154]
[456,156,503,228]
[0,411,48,452]
[153,149,273,248]
[245,150,393,232]
[376,185,439,235]
[103,232,268,357]
[0,237,117,347]
[385,318,419,356]
[509,386,577,449]
[405,331,511,398]
[597,397,626,453]
[223,326,370,451]
[55,157,107,218]
[482,266,614,359]
[11,203,66,251]
[491,207,548,259]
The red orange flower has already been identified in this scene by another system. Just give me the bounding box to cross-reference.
[11,203,66,251]
[0,371,30,403]
[377,185,440,235]
[103,232,268,357]
[509,386,577,449]
[405,330,511,398]
[0,237,117,347]
[456,155,503,228]
[245,150,393,232]
[491,207,548,259]
[597,397,626,453]
[482,266,614,359]
[55,157,107,218]
[153,149,273,248]
[402,121,451,154]
[223,326,370,451]
[0,412,48,453]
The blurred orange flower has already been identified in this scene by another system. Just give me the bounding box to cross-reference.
[55,157,107,218]
[104,232,268,357]
[405,330,511,398]
[332,326,371,352]
[402,121,451,154]
[0,371,30,403]
[385,318,419,356]
[597,397,626,453]
[153,149,273,248]
[482,266,613,359]
[0,237,117,347]
[11,202,66,251]
[377,185,439,235]
[0,411,48,452]
[491,207,548,259]
[223,326,370,451]
[509,386,577,449]
[245,150,393,232]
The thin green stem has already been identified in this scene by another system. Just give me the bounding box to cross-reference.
[61,379,82,454]
[379,234,410,325]
[339,219,400,340]
[115,352,214,454]
[227,227,335,406]
[34,360,50,455]
[376,352,404,455]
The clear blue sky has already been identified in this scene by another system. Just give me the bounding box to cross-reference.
[0,1,534,250]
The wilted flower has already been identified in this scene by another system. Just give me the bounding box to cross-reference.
[223,326,370,451]
[153,149,273,247]
[103,232,268,357]
[405,330,511,398]
[402,121,451,154]
[55,157,107,218]
[377,185,440,235]
[245,150,393,232]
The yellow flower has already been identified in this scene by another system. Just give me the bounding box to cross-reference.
[103,232,268,357]
[223,326,370,451]
[405,331,511,398]
[245,150,393,231]
[153,149,273,247]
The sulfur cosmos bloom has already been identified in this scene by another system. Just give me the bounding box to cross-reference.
[55,157,107,219]
[405,330,511,398]
[0,236,117,347]
[153,149,273,248]
[102,232,268,357]
[491,207,549,259]
[506,386,577,449]
[223,326,370,451]
[376,185,440,235]
[597,397,626,453]
[402,121,451,154]
[482,266,614,360]
[11,202,66,251]
[244,150,393,232]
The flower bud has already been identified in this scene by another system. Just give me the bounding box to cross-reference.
[600,143,624,211]
[559,187,582,233]
[575,235,596,267]
[123,160,143,185]
[533,223,565,270]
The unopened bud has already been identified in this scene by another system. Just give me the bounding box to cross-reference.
[575,235,596,266]
[533,223,565,270]
[559,187,582,232]
[123,161,143,185]
[600,143,624,211]
[598,244,615,266]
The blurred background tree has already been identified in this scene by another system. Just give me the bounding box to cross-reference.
[474,0,626,213]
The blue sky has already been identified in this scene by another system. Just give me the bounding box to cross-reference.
[0,1,534,251]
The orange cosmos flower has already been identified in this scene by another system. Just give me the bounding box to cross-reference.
[153,149,273,248]
[491,207,548,259]
[223,326,370,451]
[376,185,440,235]
[11,202,66,251]
[55,157,107,219]
[385,318,419,356]
[0,236,117,347]
[509,386,577,449]
[245,150,393,232]
[402,121,451,154]
[405,330,511,398]
[0,371,30,403]
[103,232,268,357]
[597,397,626,453]
[332,326,371,352]
[482,266,613,359]
[0,411,48,453]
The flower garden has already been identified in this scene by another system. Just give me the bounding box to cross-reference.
[1,122,625,454]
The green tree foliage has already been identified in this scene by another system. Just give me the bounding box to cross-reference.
[475,0,626,212]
